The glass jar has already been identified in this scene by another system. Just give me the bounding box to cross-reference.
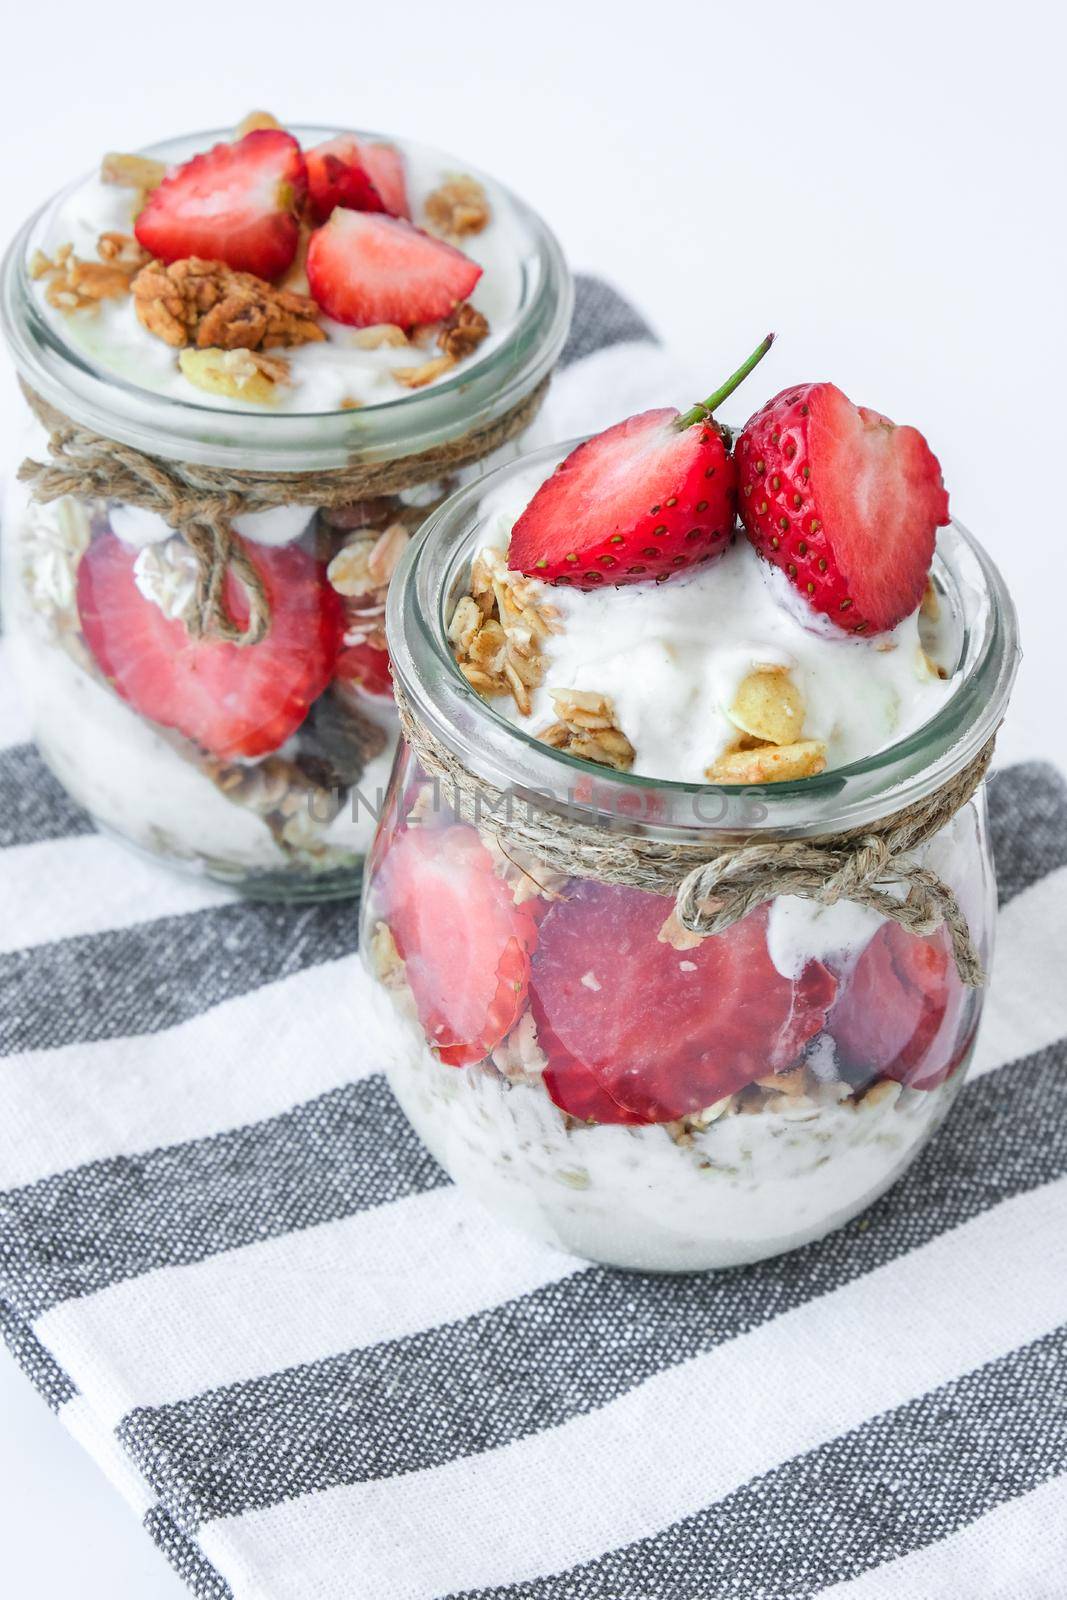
[0,126,572,900]
[360,442,1019,1272]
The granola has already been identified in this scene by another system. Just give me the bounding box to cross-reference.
[131,257,323,351]
[424,174,491,237]
[539,688,636,772]
[437,303,490,361]
[449,548,560,716]
[704,739,828,784]
[30,236,148,311]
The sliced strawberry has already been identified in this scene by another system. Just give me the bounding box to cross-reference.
[737,383,949,635]
[306,138,384,223]
[509,337,774,591]
[374,824,539,1066]
[135,129,306,279]
[76,533,341,760]
[361,143,411,220]
[306,209,481,328]
[336,637,393,698]
[529,884,837,1124]
[829,921,967,1090]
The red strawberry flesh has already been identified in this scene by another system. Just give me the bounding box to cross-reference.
[76,532,341,760]
[306,137,388,223]
[508,410,737,589]
[306,210,481,329]
[737,382,949,634]
[336,637,394,699]
[829,921,967,1090]
[529,884,837,1123]
[361,143,411,220]
[135,130,306,279]
[373,824,538,1067]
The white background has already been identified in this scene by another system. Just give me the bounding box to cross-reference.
[1,1,1065,1594]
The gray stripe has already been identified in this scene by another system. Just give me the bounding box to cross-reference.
[117,1038,1067,1532]
[144,1508,232,1600]
[0,743,94,850]
[988,762,1067,905]
[560,274,656,368]
[0,1296,77,1410]
[449,1326,1067,1600]
[0,1077,445,1321]
[0,900,355,1057]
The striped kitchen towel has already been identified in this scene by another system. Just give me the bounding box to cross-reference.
[2,277,1067,1600]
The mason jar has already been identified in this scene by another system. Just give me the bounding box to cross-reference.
[0,124,572,899]
[359,443,1019,1272]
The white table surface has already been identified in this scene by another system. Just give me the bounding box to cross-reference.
[1,1,1064,1594]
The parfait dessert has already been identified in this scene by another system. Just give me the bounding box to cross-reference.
[362,338,1017,1271]
[1,112,570,895]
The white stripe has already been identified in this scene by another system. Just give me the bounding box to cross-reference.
[0,833,233,954]
[0,961,396,1189]
[972,865,1067,1077]
[60,1393,157,1518]
[37,1190,579,1431]
[823,1472,1067,1599]
[197,1179,1067,1600]
[0,636,32,750]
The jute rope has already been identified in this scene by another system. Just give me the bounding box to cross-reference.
[395,683,995,986]
[16,379,549,647]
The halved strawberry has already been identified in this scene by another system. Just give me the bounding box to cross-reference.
[373,824,539,1066]
[305,136,411,224]
[529,884,837,1124]
[306,210,482,328]
[76,533,341,760]
[829,921,967,1090]
[736,383,949,635]
[336,637,393,698]
[135,129,307,279]
[508,337,773,590]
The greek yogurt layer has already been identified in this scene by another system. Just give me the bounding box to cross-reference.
[383,1008,968,1272]
[474,465,957,783]
[29,131,525,413]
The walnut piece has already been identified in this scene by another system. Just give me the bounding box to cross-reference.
[178,347,290,405]
[539,689,636,772]
[449,547,560,716]
[425,174,491,237]
[32,236,148,311]
[438,302,490,361]
[132,257,323,352]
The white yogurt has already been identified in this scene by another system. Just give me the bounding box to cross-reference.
[32,137,525,413]
[384,1015,968,1272]
[477,466,956,782]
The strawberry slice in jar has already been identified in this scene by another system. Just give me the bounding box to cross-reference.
[529,883,838,1124]
[829,922,968,1091]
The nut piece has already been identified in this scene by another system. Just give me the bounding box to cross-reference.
[178,347,290,405]
[449,547,560,715]
[132,257,324,351]
[920,575,941,621]
[369,921,407,989]
[32,237,148,311]
[235,110,283,136]
[727,665,805,747]
[437,302,490,361]
[101,151,168,192]
[704,739,828,785]
[424,174,491,237]
[392,353,456,389]
[540,689,635,772]
[350,324,410,349]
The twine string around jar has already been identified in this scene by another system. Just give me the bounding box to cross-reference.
[395,681,996,987]
[17,379,550,646]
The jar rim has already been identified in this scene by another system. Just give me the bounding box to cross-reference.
[1,125,574,472]
[388,438,1021,839]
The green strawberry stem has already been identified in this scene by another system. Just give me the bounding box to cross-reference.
[676,333,775,430]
